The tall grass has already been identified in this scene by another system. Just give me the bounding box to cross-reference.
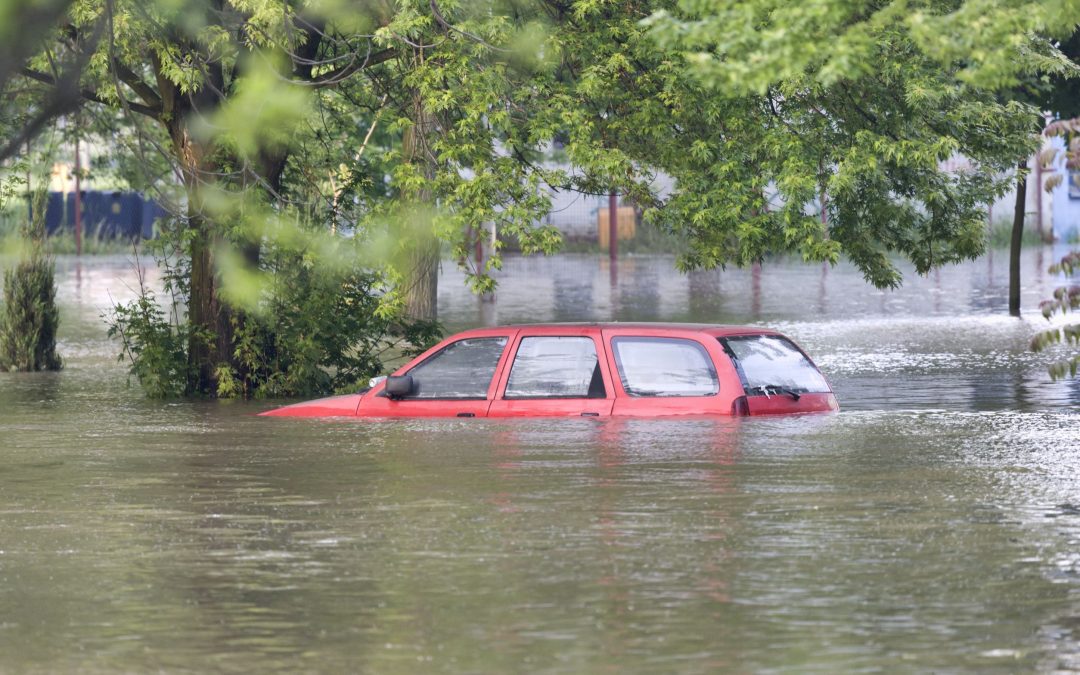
[0,206,143,255]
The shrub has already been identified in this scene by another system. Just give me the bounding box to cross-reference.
[0,190,61,372]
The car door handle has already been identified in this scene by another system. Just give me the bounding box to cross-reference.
[457,412,476,418]
[580,412,600,417]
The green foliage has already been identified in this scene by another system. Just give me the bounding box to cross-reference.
[221,246,433,399]
[0,256,62,372]
[106,225,444,399]
[14,0,1080,396]
[0,190,62,372]
[1032,250,1080,379]
[107,282,189,397]
[612,0,1052,287]
[987,217,1044,248]
[40,229,144,255]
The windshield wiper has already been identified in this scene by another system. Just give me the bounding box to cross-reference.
[749,385,801,401]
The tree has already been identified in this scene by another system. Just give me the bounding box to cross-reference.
[14,0,564,395]
[16,1,410,394]
[0,186,62,372]
[997,28,1080,317]
[628,0,1078,288]
[11,0,1080,398]
[1031,116,1080,378]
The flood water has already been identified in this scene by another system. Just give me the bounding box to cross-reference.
[2,249,1080,672]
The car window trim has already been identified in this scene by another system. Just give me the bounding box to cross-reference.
[609,335,720,398]
[385,334,513,401]
[498,333,612,400]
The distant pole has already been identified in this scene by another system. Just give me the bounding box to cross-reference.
[74,135,82,256]
[751,262,762,318]
[1035,153,1043,238]
[818,158,828,227]
[608,191,617,262]
[25,139,31,223]
[1009,160,1027,317]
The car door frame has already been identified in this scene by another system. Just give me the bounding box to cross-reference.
[487,326,616,418]
[361,328,519,417]
[602,327,742,416]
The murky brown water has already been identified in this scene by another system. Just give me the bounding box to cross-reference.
[2,249,1080,672]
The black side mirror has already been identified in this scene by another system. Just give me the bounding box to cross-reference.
[384,375,414,399]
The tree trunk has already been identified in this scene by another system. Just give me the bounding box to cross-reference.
[154,41,240,396]
[168,117,235,395]
[186,209,216,392]
[1009,161,1027,317]
[404,238,440,321]
[401,93,439,322]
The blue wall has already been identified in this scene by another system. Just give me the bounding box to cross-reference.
[37,191,166,239]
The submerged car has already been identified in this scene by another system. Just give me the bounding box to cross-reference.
[260,323,838,418]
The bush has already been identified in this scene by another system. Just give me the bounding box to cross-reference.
[0,254,62,371]
[107,279,188,398]
[106,237,441,399]
[0,190,61,372]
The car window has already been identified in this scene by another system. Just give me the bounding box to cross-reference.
[611,337,719,397]
[504,337,604,399]
[720,335,830,394]
[405,337,508,399]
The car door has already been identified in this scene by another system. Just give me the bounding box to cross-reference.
[603,329,736,416]
[361,330,516,417]
[487,329,615,418]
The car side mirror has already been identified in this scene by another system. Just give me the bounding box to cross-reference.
[384,375,414,400]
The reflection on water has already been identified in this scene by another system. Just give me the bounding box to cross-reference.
[1,249,1080,672]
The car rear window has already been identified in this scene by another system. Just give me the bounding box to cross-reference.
[720,335,829,395]
[504,337,604,398]
[405,337,508,399]
[611,337,719,397]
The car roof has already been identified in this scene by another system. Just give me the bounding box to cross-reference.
[451,322,781,338]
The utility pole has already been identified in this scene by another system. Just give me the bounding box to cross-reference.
[608,191,618,262]
[74,133,82,256]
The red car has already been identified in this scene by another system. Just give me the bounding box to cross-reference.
[260,323,838,418]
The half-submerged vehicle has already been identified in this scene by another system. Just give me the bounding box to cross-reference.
[260,323,838,418]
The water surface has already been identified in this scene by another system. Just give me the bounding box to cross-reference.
[2,250,1079,672]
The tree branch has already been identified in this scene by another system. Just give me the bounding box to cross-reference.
[429,0,510,52]
[19,67,161,119]
[308,47,396,88]
[0,0,75,93]
[112,61,163,109]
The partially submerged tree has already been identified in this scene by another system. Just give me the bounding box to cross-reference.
[10,0,1080,397]
[19,1,418,394]
[637,0,1076,288]
[16,0,563,395]
[1032,116,1080,378]
[0,187,62,372]
[994,28,1080,317]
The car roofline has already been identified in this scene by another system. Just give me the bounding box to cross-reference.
[446,322,782,338]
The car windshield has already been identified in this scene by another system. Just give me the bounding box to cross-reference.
[720,335,830,394]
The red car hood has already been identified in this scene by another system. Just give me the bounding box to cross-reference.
[259,393,364,417]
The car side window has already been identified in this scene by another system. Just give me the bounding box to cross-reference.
[404,337,508,399]
[504,337,605,399]
[611,337,719,397]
